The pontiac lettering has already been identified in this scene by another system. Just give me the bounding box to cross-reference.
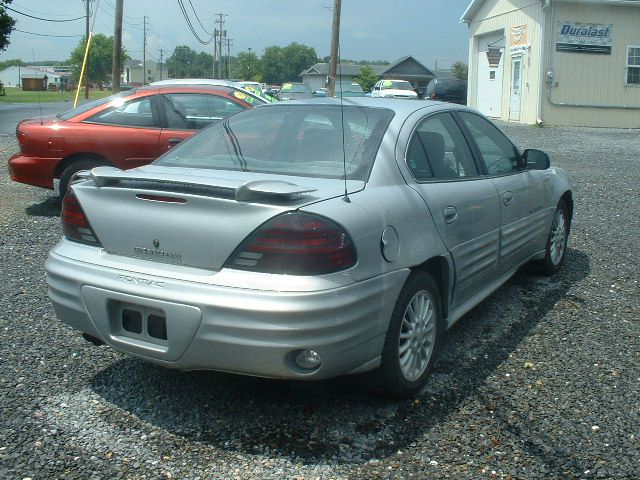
[116,274,165,288]
[133,246,182,260]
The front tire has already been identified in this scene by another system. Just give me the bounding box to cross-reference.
[538,200,570,275]
[369,272,443,399]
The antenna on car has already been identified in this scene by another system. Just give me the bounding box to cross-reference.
[338,51,350,204]
[32,49,43,125]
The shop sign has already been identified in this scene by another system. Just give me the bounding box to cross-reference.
[556,21,612,54]
[510,24,530,56]
[486,48,502,67]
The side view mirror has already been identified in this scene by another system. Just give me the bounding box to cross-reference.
[522,149,550,170]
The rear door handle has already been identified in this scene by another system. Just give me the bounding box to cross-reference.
[444,206,458,224]
[503,191,513,206]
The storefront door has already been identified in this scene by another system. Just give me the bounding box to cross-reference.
[509,57,522,121]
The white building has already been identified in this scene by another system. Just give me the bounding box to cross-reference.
[0,65,71,90]
[462,0,640,128]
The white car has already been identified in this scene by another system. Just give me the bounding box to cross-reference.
[372,79,418,99]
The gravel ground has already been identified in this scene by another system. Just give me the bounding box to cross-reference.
[0,123,638,480]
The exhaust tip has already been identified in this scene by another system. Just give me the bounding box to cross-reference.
[81,332,105,346]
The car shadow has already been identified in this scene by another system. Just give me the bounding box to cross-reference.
[89,248,591,467]
[25,195,61,217]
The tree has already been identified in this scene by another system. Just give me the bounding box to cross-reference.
[69,34,129,84]
[166,45,198,78]
[0,0,15,52]
[234,51,261,81]
[354,65,379,93]
[452,61,469,81]
[262,43,318,84]
[0,58,25,70]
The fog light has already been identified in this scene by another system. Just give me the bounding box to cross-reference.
[295,349,321,370]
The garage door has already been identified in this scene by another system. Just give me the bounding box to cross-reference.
[476,32,504,118]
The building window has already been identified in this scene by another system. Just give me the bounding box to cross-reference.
[627,46,640,85]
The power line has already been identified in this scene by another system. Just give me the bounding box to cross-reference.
[176,0,214,45]
[14,28,83,38]
[187,0,213,36]
[12,3,85,17]
[5,6,85,22]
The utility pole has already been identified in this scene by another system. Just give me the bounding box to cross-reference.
[84,0,90,98]
[213,13,227,79]
[226,38,233,79]
[111,0,123,93]
[142,16,147,85]
[327,0,341,97]
[159,49,163,80]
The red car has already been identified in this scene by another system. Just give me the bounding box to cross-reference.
[8,83,266,196]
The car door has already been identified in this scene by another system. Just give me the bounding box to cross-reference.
[403,111,502,308]
[456,111,548,275]
[157,92,247,155]
[81,93,161,169]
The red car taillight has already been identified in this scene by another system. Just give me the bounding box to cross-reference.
[225,212,357,275]
[61,190,102,246]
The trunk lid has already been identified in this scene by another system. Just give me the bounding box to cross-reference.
[73,165,363,271]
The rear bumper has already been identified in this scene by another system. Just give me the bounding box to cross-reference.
[8,153,60,190]
[45,245,409,380]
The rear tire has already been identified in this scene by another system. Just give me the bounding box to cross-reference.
[368,272,443,399]
[58,159,108,198]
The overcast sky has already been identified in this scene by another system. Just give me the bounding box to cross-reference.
[2,0,471,70]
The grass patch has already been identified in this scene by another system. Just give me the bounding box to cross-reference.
[0,88,113,103]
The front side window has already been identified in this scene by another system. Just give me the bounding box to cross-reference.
[457,112,522,175]
[85,95,158,128]
[163,93,245,130]
[406,113,478,181]
[627,46,640,85]
[155,105,394,181]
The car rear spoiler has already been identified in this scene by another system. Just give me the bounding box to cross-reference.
[80,166,318,202]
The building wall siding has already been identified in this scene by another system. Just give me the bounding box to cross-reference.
[542,2,640,128]
[467,0,545,124]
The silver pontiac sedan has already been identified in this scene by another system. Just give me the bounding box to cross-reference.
[46,98,572,398]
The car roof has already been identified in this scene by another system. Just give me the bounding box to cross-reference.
[258,98,475,132]
[150,78,240,88]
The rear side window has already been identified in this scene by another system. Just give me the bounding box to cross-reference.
[155,105,394,181]
[85,95,159,128]
[163,93,245,130]
[458,112,522,175]
[406,113,478,181]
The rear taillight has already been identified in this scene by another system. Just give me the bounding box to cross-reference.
[431,92,437,100]
[225,212,356,275]
[61,190,102,246]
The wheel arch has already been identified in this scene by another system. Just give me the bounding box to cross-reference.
[411,255,452,321]
[53,152,113,179]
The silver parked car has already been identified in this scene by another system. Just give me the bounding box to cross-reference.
[46,98,572,398]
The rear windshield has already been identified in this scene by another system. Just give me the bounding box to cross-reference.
[57,91,131,120]
[281,83,312,93]
[382,81,412,90]
[155,104,394,181]
[337,83,364,93]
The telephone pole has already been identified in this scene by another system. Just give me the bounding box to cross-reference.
[111,0,123,93]
[142,16,147,85]
[213,13,227,79]
[226,38,233,78]
[327,0,342,97]
[159,49,163,80]
[84,0,90,98]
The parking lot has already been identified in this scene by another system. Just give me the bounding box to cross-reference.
[0,120,638,479]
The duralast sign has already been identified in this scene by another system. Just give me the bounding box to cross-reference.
[557,21,613,54]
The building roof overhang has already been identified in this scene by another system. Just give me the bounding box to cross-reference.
[460,0,640,24]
